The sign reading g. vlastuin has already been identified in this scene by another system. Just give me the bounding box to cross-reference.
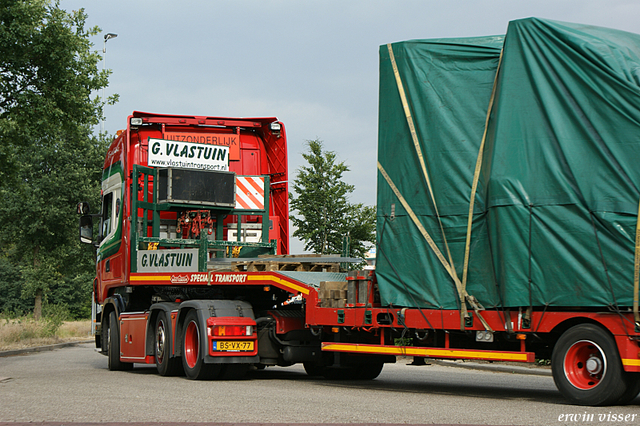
[137,249,199,273]
[147,138,229,171]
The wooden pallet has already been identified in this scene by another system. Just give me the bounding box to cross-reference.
[229,254,341,272]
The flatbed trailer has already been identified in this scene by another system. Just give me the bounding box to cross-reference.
[363,17,640,406]
[78,105,640,405]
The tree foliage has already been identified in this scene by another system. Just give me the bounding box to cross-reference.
[289,139,375,260]
[0,0,110,318]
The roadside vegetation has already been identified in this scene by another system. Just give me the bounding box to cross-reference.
[0,1,111,321]
[0,305,91,351]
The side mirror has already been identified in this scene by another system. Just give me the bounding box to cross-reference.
[77,202,91,215]
[79,215,94,244]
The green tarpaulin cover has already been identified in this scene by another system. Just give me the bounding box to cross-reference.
[376,18,640,309]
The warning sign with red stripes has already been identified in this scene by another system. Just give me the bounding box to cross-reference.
[235,176,265,210]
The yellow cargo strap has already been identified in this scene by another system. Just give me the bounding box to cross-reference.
[387,44,462,312]
[462,49,503,295]
[378,162,492,332]
[634,198,640,327]
[386,44,457,278]
[386,43,492,331]
[378,163,460,293]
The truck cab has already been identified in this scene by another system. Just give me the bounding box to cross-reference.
[79,111,294,378]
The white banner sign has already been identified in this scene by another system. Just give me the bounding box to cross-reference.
[148,138,229,171]
[137,249,199,273]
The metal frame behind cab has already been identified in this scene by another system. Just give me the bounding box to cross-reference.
[129,164,275,273]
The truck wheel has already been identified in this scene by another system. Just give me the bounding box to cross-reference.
[615,373,640,405]
[303,362,325,377]
[181,310,220,380]
[551,324,626,405]
[155,312,182,376]
[321,366,362,380]
[107,311,133,371]
[321,367,346,380]
[219,364,249,380]
[355,362,384,380]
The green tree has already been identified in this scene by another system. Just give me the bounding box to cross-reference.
[0,248,30,316]
[289,139,376,259]
[0,1,111,319]
[344,203,376,259]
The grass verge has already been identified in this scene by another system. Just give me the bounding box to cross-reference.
[0,318,92,351]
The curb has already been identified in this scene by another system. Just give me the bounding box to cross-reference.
[0,340,94,358]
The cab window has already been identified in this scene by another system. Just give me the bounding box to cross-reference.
[101,192,113,238]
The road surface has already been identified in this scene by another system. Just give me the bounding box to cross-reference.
[0,343,638,425]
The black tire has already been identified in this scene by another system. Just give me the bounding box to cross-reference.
[101,316,109,355]
[107,311,133,371]
[155,311,182,376]
[181,310,220,380]
[355,362,384,380]
[616,373,640,405]
[322,366,348,380]
[303,362,325,377]
[321,366,361,380]
[320,361,384,380]
[219,364,250,380]
[551,324,626,406]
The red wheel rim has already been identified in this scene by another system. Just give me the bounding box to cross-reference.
[184,320,199,369]
[563,340,606,390]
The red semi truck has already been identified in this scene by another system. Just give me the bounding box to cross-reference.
[77,110,389,379]
[78,109,639,406]
[77,19,640,408]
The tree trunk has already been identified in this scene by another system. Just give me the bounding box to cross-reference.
[34,288,43,320]
[33,245,42,320]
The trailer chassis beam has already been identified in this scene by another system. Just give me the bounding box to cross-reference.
[321,342,535,363]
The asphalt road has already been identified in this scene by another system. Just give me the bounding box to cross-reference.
[0,343,638,425]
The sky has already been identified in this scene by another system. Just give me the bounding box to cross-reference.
[60,0,640,252]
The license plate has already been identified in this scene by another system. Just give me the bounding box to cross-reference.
[212,341,254,352]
